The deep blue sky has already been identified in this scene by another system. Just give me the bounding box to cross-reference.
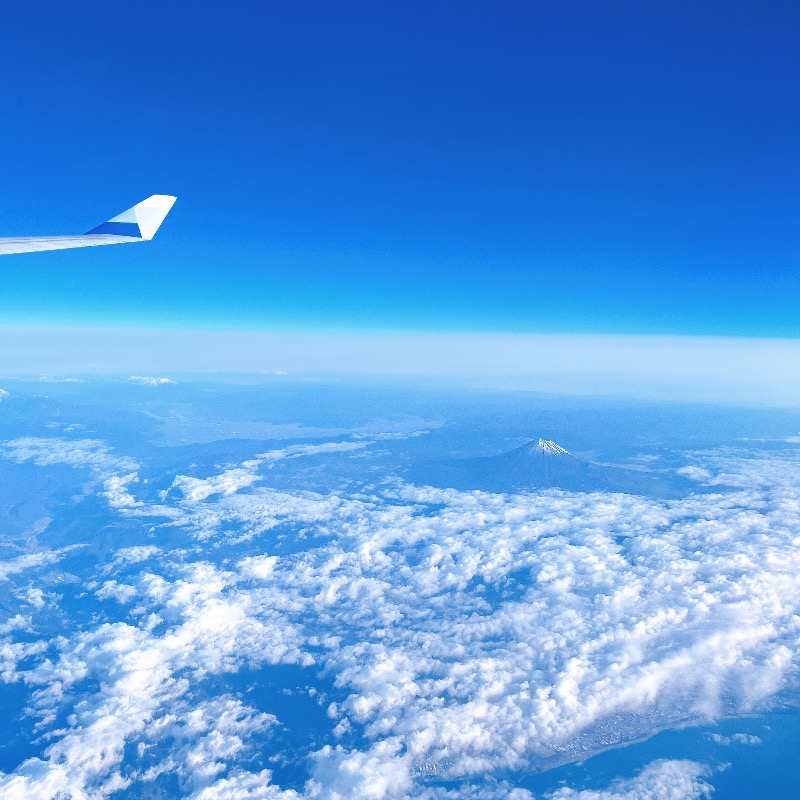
[1,1,799,336]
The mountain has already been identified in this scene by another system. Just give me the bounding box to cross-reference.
[413,438,688,497]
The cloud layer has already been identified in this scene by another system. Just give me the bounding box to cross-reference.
[4,326,800,404]
[0,435,798,798]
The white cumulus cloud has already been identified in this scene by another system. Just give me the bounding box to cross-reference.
[545,760,711,800]
[3,438,800,797]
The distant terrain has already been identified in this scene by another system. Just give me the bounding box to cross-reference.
[414,436,696,497]
[0,379,796,799]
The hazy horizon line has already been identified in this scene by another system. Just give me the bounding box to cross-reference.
[1,324,800,407]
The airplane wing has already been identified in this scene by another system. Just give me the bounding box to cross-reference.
[0,195,177,256]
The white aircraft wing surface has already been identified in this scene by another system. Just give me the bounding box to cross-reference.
[0,195,177,256]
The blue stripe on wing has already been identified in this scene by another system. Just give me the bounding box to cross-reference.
[84,221,142,237]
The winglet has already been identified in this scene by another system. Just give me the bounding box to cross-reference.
[85,195,177,240]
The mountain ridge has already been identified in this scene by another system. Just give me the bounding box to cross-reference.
[412,436,690,498]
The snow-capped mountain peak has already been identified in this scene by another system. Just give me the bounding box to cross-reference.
[531,438,571,456]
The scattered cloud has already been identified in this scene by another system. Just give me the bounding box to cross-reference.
[2,436,800,797]
[1,560,309,798]
[545,760,712,800]
[110,545,162,567]
[0,550,66,582]
[162,440,372,512]
[706,732,762,746]
[257,442,370,461]
[95,580,138,603]
[171,467,263,504]
[129,375,176,386]
[2,437,138,476]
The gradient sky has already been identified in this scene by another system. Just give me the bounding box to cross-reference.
[1,1,799,336]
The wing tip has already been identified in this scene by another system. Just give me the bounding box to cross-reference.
[85,194,178,239]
